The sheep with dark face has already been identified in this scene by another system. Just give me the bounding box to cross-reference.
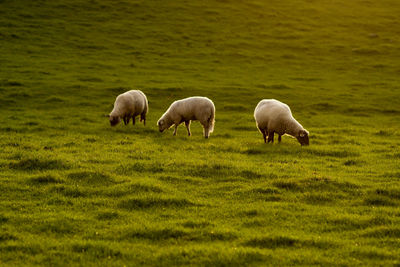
[108,90,148,127]
[157,96,215,138]
[254,99,309,145]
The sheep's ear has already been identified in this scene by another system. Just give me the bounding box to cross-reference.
[104,114,110,118]
[299,130,307,137]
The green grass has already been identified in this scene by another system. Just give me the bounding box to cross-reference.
[1,0,400,265]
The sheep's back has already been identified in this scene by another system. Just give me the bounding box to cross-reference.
[171,97,214,120]
[126,90,147,113]
[255,99,292,129]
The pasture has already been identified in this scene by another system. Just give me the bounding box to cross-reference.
[1,0,400,265]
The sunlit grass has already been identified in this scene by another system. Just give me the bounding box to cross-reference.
[1,0,400,265]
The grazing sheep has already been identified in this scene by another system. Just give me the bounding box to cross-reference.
[157,96,215,138]
[108,90,148,127]
[254,99,309,145]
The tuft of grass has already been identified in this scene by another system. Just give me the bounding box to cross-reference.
[67,171,114,185]
[364,196,397,207]
[9,158,68,171]
[0,233,17,242]
[0,214,8,224]
[243,236,297,248]
[118,163,164,175]
[181,221,211,229]
[273,181,301,191]
[125,228,237,242]
[28,175,61,185]
[96,211,119,220]
[362,227,400,238]
[243,236,334,249]
[36,219,77,235]
[344,159,359,166]
[50,185,87,198]
[71,243,122,258]
[118,197,196,210]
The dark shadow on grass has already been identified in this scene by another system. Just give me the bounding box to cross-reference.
[364,196,397,207]
[243,236,334,249]
[67,171,114,185]
[0,245,42,255]
[0,214,8,224]
[273,180,301,191]
[237,188,282,202]
[362,227,400,238]
[0,233,17,242]
[181,221,212,229]
[103,183,164,197]
[9,158,69,171]
[50,185,87,198]
[96,211,119,220]
[304,148,360,158]
[158,175,205,185]
[350,249,395,261]
[71,243,122,258]
[118,197,196,210]
[28,175,61,185]
[118,162,164,175]
[300,177,361,194]
[125,228,236,242]
[36,219,77,235]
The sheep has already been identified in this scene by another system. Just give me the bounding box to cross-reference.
[108,90,148,127]
[254,99,309,145]
[157,96,215,138]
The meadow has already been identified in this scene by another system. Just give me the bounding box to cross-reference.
[1,0,400,265]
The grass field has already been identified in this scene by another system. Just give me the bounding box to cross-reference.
[1,0,400,265]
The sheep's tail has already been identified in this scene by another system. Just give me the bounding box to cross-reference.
[208,106,215,133]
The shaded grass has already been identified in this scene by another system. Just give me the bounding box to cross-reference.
[9,158,68,171]
[243,236,334,249]
[67,171,114,185]
[71,243,122,259]
[118,197,196,210]
[28,175,61,185]
[1,0,400,265]
[96,211,120,221]
[125,228,237,242]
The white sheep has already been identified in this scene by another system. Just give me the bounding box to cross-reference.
[254,99,309,145]
[108,90,148,127]
[157,96,215,138]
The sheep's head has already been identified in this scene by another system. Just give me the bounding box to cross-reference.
[157,119,167,132]
[109,115,120,126]
[296,129,309,146]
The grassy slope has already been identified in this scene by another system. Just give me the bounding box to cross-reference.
[1,0,400,265]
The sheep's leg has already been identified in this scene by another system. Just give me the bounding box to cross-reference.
[278,135,282,143]
[267,131,274,143]
[132,116,135,125]
[126,117,130,125]
[185,121,191,136]
[258,126,267,143]
[204,124,210,139]
[141,113,146,126]
[123,117,128,125]
[173,124,178,136]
